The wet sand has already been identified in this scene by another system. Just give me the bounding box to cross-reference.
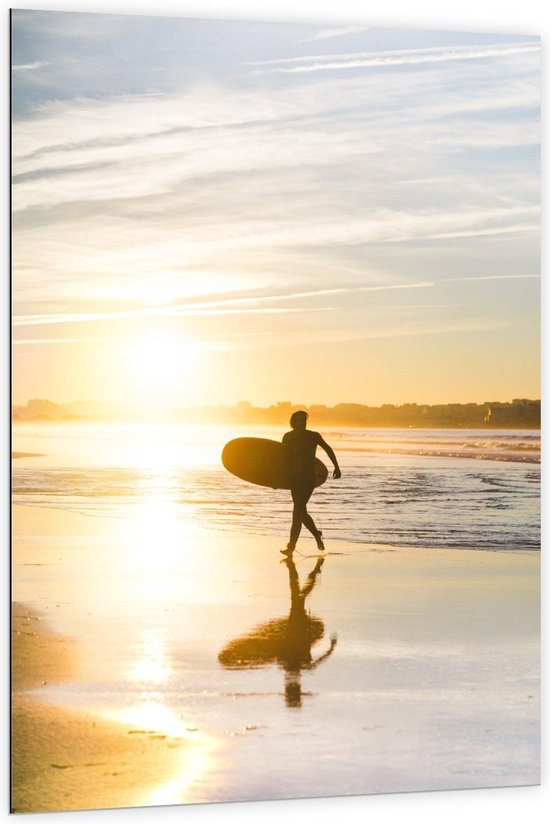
[11,604,194,813]
[11,504,540,812]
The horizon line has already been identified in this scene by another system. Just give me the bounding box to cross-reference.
[12,396,541,410]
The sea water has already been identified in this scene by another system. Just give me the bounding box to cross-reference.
[12,422,540,551]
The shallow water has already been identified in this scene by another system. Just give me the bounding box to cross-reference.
[12,422,541,551]
[14,512,540,804]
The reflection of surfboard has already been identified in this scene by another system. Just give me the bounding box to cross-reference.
[221,437,328,490]
[218,616,324,668]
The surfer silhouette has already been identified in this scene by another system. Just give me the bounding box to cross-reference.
[218,555,338,708]
[282,411,341,556]
[282,555,338,707]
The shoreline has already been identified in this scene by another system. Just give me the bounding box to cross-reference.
[11,501,540,556]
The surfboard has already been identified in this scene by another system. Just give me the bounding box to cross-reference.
[221,437,328,490]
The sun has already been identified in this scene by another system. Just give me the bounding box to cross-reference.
[120,333,200,409]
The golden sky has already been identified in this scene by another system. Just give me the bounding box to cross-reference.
[11,12,540,409]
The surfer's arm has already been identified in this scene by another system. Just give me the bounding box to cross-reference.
[318,436,342,478]
[310,634,338,669]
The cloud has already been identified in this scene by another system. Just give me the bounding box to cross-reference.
[12,310,517,354]
[13,275,537,338]
[12,61,48,72]
[248,41,541,74]
[11,281,436,328]
[11,68,539,218]
[441,273,539,284]
[13,337,109,345]
[12,47,539,178]
[14,105,538,201]
[417,223,539,241]
[297,26,371,44]
[12,306,333,328]
[11,31,539,337]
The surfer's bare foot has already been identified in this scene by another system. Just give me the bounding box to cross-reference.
[315,531,325,551]
[281,544,295,555]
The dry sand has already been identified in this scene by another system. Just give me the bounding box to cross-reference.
[11,604,192,814]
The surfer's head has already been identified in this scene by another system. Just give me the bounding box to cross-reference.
[284,672,302,708]
[290,410,308,431]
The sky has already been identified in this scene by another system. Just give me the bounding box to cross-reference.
[11,10,541,410]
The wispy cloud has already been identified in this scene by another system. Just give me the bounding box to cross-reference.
[12,274,537,335]
[441,273,539,284]
[416,223,539,242]
[12,282,435,327]
[297,26,370,44]
[11,336,247,352]
[11,60,539,215]
[12,61,48,72]
[12,306,333,328]
[248,41,540,74]
[13,337,108,344]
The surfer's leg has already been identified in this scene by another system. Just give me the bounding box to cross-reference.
[289,486,305,547]
[301,485,324,548]
[303,514,323,546]
[289,489,304,547]
[303,514,324,549]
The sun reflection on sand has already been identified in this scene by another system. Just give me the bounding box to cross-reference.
[120,467,202,577]
[109,462,224,805]
[130,627,172,685]
[145,728,220,807]
[109,520,221,808]
[145,745,216,807]
[106,701,220,806]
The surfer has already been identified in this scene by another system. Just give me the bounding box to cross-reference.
[281,410,341,555]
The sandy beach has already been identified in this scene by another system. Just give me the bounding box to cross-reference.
[11,602,195,813]
[11,503,540,812]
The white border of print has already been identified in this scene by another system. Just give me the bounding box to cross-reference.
[2,1,546,824]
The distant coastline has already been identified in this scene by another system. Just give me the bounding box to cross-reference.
[11,398,541,429]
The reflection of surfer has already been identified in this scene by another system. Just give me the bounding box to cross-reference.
[218,555,337,708]
[282,411,341,555]
[283,555,337,707]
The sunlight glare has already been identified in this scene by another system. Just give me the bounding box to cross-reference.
[111,701,188,737]
[105,701,220,806]
[130,627,172,685]
[121,334,199,409]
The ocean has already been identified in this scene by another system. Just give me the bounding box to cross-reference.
[12,422,540,551]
